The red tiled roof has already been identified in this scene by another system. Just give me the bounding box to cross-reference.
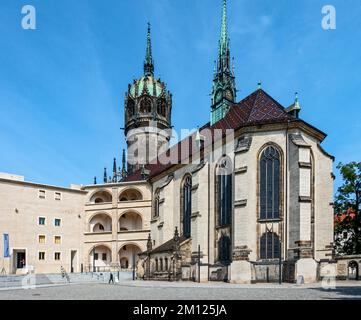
[124,89,292,182]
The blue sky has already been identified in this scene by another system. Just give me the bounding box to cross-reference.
[0,0,360,191]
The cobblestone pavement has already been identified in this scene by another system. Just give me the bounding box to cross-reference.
[0,281,360,300]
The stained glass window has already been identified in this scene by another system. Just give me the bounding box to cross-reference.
[217,157,233,226]
[182,176,192,238]
[260,231,280,259]
[260,146,280,220]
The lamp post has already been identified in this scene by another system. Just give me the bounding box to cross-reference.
[198,245,201,283]
[132,252,136,281]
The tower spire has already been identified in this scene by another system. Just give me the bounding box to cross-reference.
[220,0,229,55]
[144,23,154,77]
[210,0,236,126]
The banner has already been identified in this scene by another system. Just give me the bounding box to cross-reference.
[3,234,9,258]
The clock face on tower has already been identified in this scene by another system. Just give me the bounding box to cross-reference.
[225,89,233,101]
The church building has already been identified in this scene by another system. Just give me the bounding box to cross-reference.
[0,0,335,284]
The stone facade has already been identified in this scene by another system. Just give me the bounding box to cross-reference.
[0,174,151,275]
[144,122,334,284]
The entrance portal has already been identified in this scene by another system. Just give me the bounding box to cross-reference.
[71,250,77,273]
[13,249,26,273]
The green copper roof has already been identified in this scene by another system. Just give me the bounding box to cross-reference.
[129,76,164,98]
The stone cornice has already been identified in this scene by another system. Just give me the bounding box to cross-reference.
[299,162,312,169]
[0,178,87,194]
[299,196,312,203]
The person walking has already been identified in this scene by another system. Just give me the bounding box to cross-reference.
[109,272,114,284]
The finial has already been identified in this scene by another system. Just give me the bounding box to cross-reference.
[94,177,97,185]
[174,226,179,238]
[103,168,107,184]
[121,149,127,178]
[257,81,262,90]
[113,158,117,178]
[144,22,154,76]
[147,233,152,252]
[294,92,301,109]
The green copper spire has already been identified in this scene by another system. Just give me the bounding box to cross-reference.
[210,0,236,126]
[144,23,154,77]
[220,0,229,55]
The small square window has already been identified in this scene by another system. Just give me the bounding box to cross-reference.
[54,236,61,244]
[55,252,61,261]
[39,235,46,244]
[38,190,46,199]
[94,253,99,260]
[38,217,46,225]
[102,253,107,261]
[55,192,62,201]
[39,252,45,260]
[54,219,61,227]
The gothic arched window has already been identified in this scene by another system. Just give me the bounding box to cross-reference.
[157,99,167,117]
[127,99,135,117]
[260,231,280,260]
[216,157,233,227]
[218,235,231,265]
[260,146,281,220]
[181,175,192,238]
[153,189,160,218]
[140,97,152,113]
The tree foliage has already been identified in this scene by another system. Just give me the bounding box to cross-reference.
[334,162,361,255]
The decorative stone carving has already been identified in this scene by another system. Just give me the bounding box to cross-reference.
[235,136,253,153]
[289,134,310,148]
[159,174,174,189]
[191,162,206,174]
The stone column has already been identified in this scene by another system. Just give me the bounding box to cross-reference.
[111,187,119,266]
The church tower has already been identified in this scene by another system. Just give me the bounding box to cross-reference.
[210,0,236,125]
[124,24,172,174]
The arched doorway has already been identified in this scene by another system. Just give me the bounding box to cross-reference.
[119,244,142,270]
[348,261,359,280]
[120,257,129,269]
[89,245,112,271]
